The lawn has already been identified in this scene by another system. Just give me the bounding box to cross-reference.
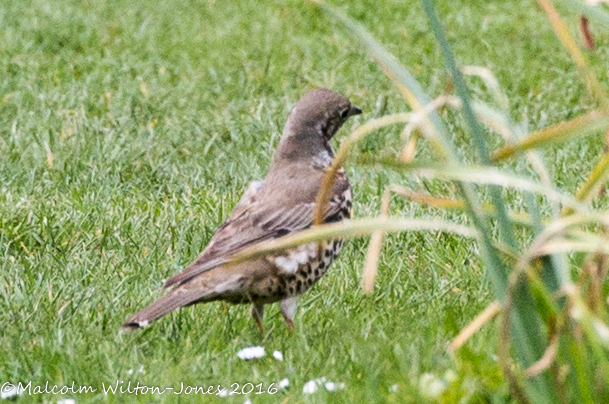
[1,0,607,402]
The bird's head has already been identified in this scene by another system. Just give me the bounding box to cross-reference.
[274,88,362,163]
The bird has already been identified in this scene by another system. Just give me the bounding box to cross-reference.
[122,88,362,332]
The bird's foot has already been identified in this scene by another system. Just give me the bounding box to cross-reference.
[280,297,297,332]
[282,315,295,331]
[250,303,265,333]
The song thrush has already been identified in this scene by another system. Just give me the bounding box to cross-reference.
[123,88,361,331]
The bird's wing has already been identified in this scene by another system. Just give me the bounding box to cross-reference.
[163,177,349,289]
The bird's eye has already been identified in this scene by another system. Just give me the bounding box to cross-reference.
[340,108,350,119]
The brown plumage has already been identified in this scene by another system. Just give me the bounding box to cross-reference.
[122,88,361,331]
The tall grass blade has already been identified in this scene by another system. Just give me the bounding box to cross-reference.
[229,217,477,264]
[536,0,609,108]
[575,151,609,202]
[311,0,509,301]
[492,110,609,162]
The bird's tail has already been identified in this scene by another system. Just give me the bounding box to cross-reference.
[122,287,216,331]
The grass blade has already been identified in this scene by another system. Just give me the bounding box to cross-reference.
[229,217,477,264]
[536,0,609,108]
[491,110,609,162]
[575,151,609,202]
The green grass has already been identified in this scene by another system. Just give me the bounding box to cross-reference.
[1,0,607,402]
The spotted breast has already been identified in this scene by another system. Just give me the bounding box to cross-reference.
[271,184,352,299]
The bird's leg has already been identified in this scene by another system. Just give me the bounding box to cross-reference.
[250,303,265,332]
[280,297,298,331]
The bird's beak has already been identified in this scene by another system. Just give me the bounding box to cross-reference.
[349,105,363,116]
